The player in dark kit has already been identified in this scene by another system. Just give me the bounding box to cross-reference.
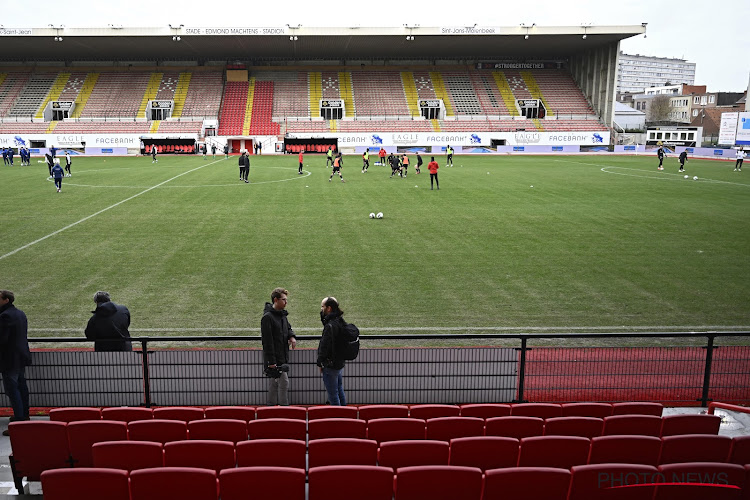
[151,145,158,163]
[329,153,345,182]
[416,152,423,174]
[388,153,400,178]
[678,150,688,172]
[51,160,64,192]
[657,146,665,170]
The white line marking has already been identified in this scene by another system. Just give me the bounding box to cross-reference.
[1,160,222,261]
[47,167,312,189]
[29,325,750,333]
[555,159,750,187]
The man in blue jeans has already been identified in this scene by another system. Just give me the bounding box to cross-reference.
[316,296,347,406]
[0,290,32,436]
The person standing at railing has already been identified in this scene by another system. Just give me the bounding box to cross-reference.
[85,291,132,352]
[0,290,32,435]
[261,288,297,406]
[316,297,347,406]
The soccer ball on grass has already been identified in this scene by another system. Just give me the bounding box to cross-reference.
[376,212,383,219]
[369,213,376,219]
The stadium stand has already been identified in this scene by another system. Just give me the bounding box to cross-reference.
[129,467,219,500]
[0,72,32,117]
[350,71,410,117]
[48,407,102,422]
[587,435,662,466]
[378,440,449,469]
[307,405,359,420]
[459,403,512,418]
[367,418,426,443]
[255,406,307,420]
[77,72,151,118]
[266,71,309,120]
[67,420,128,467]
[179,71,223,118]
[217,81,248,136]
[9,73,57,117]
[202,406,256,422]
[484,416,545,439]
[163,440,236,473]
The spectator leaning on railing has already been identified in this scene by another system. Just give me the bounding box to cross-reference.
[85,291,132,352]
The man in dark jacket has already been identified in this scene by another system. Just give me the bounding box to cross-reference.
[261,287,296,406]
[85,291,132,352]
[0,290,32,433]
[316,296,347,406]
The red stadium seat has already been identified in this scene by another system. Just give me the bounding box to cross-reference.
[92,440,164,471]
[449,436,520,470]
[611,402,663,416]
[203,406,255,422]
[307,406,358,420]
[409,404,461,419]
[187,419,248,443]
[568,463,659,500]
[308,438,378,467]
[9,421,71,491]
[367,418,426,443]
[235,439,306,469]
[425,417,484,441]
[654,462,746,500]
[518,436,590,469]
[660,414,721,436]
[309,465,394,500]
[459,404,511,418]
[152,407,205,422]
[484,416,545,439]
[128,419,188,444]
[67,420,128,467]
[358,405,409,421]
[164,440,236,473]
[728,435,750,465]
[41,468,130,500]
[130,467,218,500]
[561,402,613,418]
[101,407,153,422]
[588,435,662,466]
[220,467,305,500]
[395,465,483,500]
[255,406,306,420]
[602,415,662,436]
[511,403,562,418]
[543,416,604,438]
[378,440,449,469]
[308,418,367,440]
[482,467,571,500]
[49,408,102,423]
[247,418,306,440]
[658,434,732,464]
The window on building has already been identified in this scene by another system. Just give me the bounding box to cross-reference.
[693,109,699,117]
[709,95,715,103]
[701,96,707,105]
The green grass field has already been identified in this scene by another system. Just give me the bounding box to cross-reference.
[1,153,749,337]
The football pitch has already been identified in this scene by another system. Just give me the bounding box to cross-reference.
[1,153,749,338]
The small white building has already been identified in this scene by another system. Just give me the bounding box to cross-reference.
[614,101,646,131]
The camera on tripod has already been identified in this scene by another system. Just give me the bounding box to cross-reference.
[264,364,290,378]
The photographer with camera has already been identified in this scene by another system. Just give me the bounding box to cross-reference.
[316,296,347,406]
[261,288,296,406]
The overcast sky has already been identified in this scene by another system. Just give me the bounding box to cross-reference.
[3,0,748,92]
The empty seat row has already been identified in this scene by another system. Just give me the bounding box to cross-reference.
[49,402,665,424]
[40,462,750,500]
[10,419,750,491]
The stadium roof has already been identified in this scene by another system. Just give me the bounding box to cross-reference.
[0,25,646,62]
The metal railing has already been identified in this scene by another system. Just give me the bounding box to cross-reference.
[5,331,747,408]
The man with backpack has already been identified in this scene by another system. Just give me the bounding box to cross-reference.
[316,297,358,406]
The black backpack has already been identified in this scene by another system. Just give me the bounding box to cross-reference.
[334,321,360,361]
